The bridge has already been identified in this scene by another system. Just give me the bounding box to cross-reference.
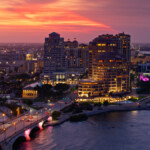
[0,109,51,150]
[137,96,150,104]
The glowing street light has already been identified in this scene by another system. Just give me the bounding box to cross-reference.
[13,122,16,133]
[2,113,6,129]
[22,118,25,128]
[3,128,6,141]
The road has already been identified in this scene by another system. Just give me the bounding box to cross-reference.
[0,91,78,141]
[0,108,50,142]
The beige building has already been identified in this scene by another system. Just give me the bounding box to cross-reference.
[22,82,42,99]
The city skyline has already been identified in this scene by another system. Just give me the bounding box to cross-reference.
[0,0,150,43]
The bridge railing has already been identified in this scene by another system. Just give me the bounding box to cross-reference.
[0,115,49,144]
[138,96,150,103]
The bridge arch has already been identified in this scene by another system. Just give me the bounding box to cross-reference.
[12,136,26,150]
[29,126,40,139]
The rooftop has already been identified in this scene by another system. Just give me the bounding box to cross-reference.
[24,82,42,89]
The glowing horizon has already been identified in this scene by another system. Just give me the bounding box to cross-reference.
[0,0,150,43]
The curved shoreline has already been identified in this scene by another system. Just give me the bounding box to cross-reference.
[44,103,149,127]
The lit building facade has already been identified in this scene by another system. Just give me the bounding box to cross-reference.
[117,33,131,62]
[22,82,42,99]
[22,88,38,99]
[65,39,89,72]
[78,33,130,101]
[42,32,67,85]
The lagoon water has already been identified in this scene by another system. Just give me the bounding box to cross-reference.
[18,110,150,150]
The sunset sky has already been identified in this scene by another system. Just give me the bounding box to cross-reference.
[0,0,149,43]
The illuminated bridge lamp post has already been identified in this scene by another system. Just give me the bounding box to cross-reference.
[16,107,20,117]
[13,122,16,133]
[3,128,6,141]
[22,118,25,128]
[2,113,6,129]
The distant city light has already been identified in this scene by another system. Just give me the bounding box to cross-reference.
[140,74,149,82]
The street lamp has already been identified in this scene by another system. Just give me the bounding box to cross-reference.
[3,128,6,141]
[2,113,6,129]
[22,118,25,128]
[13,122,16,133]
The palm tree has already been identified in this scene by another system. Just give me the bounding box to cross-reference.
[88,92,91,103]
[99,93,102,105]
[88,92,91,97]
[109,92,113,102]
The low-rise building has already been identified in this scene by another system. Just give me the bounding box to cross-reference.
[22,82,42,99]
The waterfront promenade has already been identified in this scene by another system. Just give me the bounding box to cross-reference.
[1,96,150,150]
[45,96,150,126]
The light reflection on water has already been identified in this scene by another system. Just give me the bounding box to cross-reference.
[18,111,150,150]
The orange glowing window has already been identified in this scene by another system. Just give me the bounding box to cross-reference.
[97,43,106,46]
[109,60,114,62]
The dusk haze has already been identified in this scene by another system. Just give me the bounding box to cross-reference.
[0,1,150,150]
[0,0,150,43]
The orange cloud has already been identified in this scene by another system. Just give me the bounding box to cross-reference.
[0,0,114,33]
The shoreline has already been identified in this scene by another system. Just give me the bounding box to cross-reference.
[44,103,149,127]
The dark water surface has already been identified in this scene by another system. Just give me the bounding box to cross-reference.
[18,111,150,150]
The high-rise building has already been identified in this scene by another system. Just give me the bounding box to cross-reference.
[78,34,130,101]
[117,32,131,62]
[65,40,89,72]
[65,38,78,48]
[43,32,67,84]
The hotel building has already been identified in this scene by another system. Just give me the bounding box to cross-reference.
[78,33,130,102]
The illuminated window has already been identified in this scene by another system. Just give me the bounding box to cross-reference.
[110,44,116,46]
[97,44,102,46]
[97,43,106,46]
[109,60,114,62]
